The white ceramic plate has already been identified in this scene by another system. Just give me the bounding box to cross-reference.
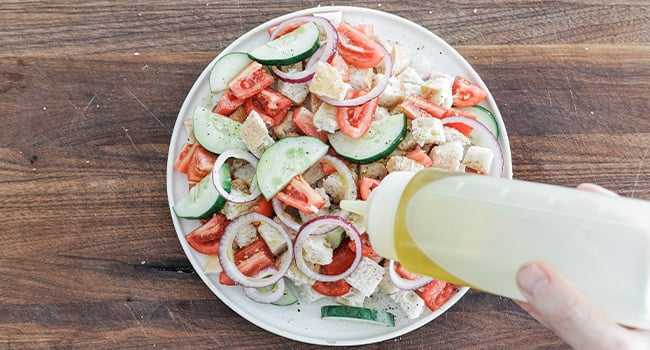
[167,6,512,346]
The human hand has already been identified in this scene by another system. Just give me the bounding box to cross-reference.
[515,183,650,349]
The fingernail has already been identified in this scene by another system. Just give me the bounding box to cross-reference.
[517,263,550,299]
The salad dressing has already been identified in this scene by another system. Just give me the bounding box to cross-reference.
[342,168,650,329]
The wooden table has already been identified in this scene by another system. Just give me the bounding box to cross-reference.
[1,1,648,349]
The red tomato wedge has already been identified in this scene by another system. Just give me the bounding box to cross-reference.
[336,90,379,139]
[213,90,246,116]
[185,145,218,182]
[452,76,487,108]
[347,233,382,263]
[245,88,293,127]
[395,262,421,281]
[185,213,229,255]
[359,176,381,200]
[405,146,433,167]
[228,61,275,100]
[292,106,329,142]
[252,196,274,218]
[275,175,325,214]
[419,279,448,311]
[173,143,198,174]
[399,94,447,119]
[312,279,351,297]
[321,238,356,275]
[267,20,308,38]
[234,238,275,277]
[336,21,385,69]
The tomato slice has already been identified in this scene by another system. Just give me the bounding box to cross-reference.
[312,279,351,297]
[321,238,356,275]
[185,213,230,255]
[359,176,381,201]
[252,196,274,218]
[399,94,447,120]
[219,271,236,286]
[275,175,325,214]
[228,61,275,100]
[347,233,382,263]
[173,143,198,174]
[405,146,433,168]
[336,21,385,69]
[336,90,379,139]
[419,279,448,311]
[291,106,329,142]
[186,145,218,182]
[452,76,487,108]
[234,238,274,277]
[420,280,459,311]
[443,108,478,119]
[245,88,293,127]
[267,20,308,38]
[213,90,246,116]
[355,23,374,37]
[330,52,350,83]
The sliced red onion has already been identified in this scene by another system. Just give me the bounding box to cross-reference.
[441,116,504,177]
[242,268,287,304]
[211,149,261,203]
[388,260,433,291]
[269,16,338,83]
[294,216,362,282]
[317,43,392,107]
[272,197,302,232]
[218,213,293,288]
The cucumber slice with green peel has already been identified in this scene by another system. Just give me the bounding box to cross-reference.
[173,164,231,219]
[321,305,396,327]
[248,21,321,66]
[256,136,329,200]
[328,114,407,164]
[209,52,253,93]
[458,105,499,137]
[192,106,247,154]
[272,284,299,306]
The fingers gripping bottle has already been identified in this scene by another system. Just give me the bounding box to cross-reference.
[341,169,650,329]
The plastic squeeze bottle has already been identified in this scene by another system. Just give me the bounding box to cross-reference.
[340,168,650,329]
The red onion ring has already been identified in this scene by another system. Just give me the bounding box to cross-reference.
[242,268,287,304]
[441,116,504,177]
[294,216,362,282]
[269,16,338,83]
[316,43,392,107]
[218,213,293,288]
[271,197,302,232]
[387,260,433,291]
[211,149,261,203]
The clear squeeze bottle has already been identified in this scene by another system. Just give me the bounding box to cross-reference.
[340,169,650,329]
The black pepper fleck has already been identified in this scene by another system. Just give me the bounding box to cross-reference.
[29,155,38,164]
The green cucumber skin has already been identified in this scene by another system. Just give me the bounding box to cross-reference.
[248,22,321,66]
[328,114,407,164]
[209,52,253,93]
[192,106,247,154]
[256,136,329,200]
[321,305,396,327]
[460,105,499,137]
[272,285,299,306]
[173,164,231,220]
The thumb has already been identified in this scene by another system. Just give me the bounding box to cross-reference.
[516,262,631,349]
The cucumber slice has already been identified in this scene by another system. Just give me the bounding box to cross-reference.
[458,105,499,137]
[321,305,395,327]
[209,52,253,93]
[256,136,329,200]
[272,284,299,306]
[173,164,231,219]
[328,114,407,164]
[325,228,345,249]
[248,21,321,66]
[192,106,247,154]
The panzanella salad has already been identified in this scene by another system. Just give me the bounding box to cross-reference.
[172,11,503,326]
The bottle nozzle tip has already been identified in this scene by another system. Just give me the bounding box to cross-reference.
[340,200,368,216]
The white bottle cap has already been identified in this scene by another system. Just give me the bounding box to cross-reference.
[340,171,416,261]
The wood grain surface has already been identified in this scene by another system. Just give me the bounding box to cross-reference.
[1,1,648,349]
